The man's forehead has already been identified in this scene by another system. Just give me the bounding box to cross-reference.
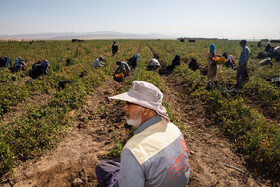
[125,102,146,110]
[126,101,139,106]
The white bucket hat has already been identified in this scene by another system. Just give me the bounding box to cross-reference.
[108,81,169,123]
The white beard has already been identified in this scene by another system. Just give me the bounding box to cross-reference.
[127,117,142,128]
[126,107,142,128]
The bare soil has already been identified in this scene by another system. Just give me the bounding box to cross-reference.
[1,94,51,124]
[3,73,278,187]
[244,93,280,123]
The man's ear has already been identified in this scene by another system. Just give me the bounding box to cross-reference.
[142,108,157,118]
[142,108,150,117]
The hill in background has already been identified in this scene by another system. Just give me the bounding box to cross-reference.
[0,31,174,40]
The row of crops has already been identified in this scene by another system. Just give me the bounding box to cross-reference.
[145,40,280,174]
[0,40,142,179]
[1,40,279,180]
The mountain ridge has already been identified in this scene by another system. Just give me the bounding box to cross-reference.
[0,31,175,40]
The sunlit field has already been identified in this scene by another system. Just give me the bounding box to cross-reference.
[1,39,279,180]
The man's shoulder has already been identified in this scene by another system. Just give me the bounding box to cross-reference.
[243,47,250,55]
[125,121,182,150]
[124,122,182,165]
[245,46,250,51]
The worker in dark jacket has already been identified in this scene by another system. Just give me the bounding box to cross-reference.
[112,41,118,55]
[188,58,201,71]
[31,60,50,79]
[166,55,180,71]
[128,54,140,69]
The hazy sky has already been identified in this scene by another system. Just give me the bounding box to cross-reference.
[0,0,279,39]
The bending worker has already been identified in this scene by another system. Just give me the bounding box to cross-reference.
[92,56,105,69]
[95,81,190,187]
[115,61,131,77]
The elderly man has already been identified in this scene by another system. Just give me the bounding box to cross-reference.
[95,81,190,187]
[92,56,105,69]
[236,40,250,88]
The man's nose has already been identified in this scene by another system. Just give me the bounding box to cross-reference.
[123,104,128,111]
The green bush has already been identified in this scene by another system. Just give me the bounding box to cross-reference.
[0,137,15,178]
[176,64,280,165]
[1,40,279,178]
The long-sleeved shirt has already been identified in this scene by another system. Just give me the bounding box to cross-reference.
[116,61,131,76]
[92,58,105,69]
[238,46,250,67]
[119,115,190,187]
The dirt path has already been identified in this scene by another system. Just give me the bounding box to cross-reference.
[10,77,131,187]
[6,73,272,187]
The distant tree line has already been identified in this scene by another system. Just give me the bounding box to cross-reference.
[177,37,228,41]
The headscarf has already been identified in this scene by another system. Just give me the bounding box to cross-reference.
[41,60,50,67]
[210,43,216,53]
[98,56,104,61]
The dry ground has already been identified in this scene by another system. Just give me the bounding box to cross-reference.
[2,73,276,187]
